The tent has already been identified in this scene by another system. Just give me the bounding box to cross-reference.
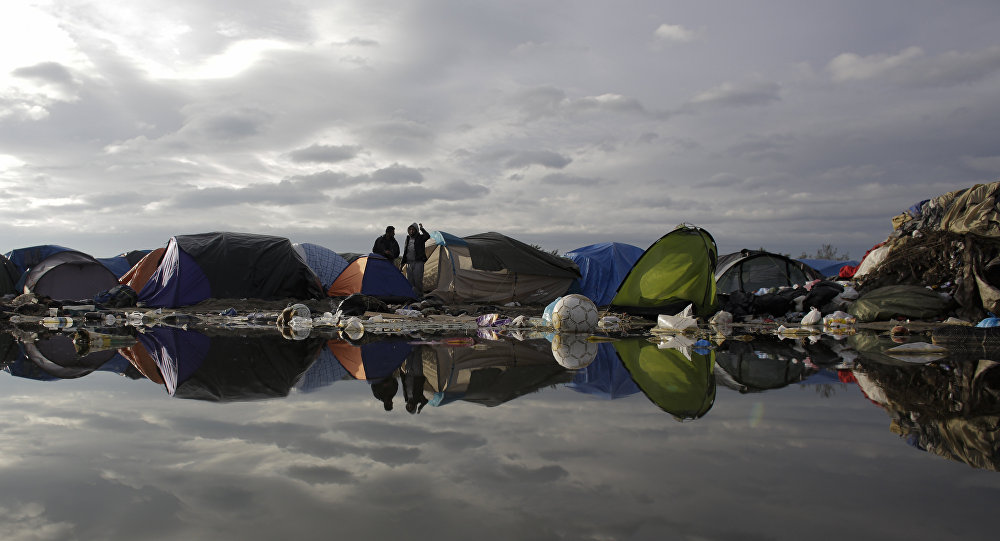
[716,249,824,295]
[565,342,640,399]
[4,244,73,277]
[1,253,18,295]
[119,247,166,293]
[22,250,120,301]
[612,336,716,420]
[137,232,325,308]
[565,242,645,306]
[293,242,350,291]
[327,254,417,301]
[422,231,580,305]
[609,224,719,318]
[128,326,323,401]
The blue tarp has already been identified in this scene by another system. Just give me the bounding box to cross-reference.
[796,258,859,278]
[565,242,644,306]
[97,256,137,278]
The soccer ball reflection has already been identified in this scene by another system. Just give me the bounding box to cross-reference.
[552,294,599,333]
[551,334,598,369]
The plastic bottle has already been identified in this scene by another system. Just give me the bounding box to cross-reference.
[41,316,74,328]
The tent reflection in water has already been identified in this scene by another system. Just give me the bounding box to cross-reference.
[326,338,412,381]
[424,338,573,407]
[123,327,323,402]
[714,336,818,393]
[566,342,639,399]
[612,337,716,420]
[2,333,134,381]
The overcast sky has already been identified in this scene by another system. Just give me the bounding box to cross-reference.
[2,0,999,260]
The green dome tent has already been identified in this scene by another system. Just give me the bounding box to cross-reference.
[609,224,718,317]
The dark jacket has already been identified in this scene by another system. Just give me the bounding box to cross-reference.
[402,227,430,263]
[373,235,400,260]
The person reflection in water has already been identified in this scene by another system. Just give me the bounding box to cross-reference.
[402,346,429,414]
[371,375,399,412]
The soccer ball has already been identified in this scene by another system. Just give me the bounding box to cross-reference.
[552,294,599,333]
[551,333,598,369]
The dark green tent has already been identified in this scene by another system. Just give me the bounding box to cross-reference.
[609,224,718,317]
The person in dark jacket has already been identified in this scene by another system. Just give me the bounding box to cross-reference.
[401,222,430,295]
[372,226,400,262]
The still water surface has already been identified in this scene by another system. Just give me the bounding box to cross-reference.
[1,326,998,541]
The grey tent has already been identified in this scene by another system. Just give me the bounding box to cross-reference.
[715,249,823,294]
[422,231,580,305]
[22,250,120,301]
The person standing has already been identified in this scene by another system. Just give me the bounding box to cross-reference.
[372,226,400,262]
[401,222,430,295]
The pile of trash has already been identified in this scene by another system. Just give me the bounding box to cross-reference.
[855,180,1000,322]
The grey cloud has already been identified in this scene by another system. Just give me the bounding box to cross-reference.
[285,465,356,485]
[286,170,352,190]
[167,178,331,209]
[684,81,781,110]
[564,94,647,115]
[961,155,1000,172]
[11,62,76,87]
[499,463,569,484]
[827,45,1000,87]
[702,173,744,188]
[80,191,155,209]
[335,181,489,208]
[370,164,425,184]
[287,144,361,164]
[363,120,435,153]
[510,86,655,119]
[727,135,792,161]
[334,420,488,451]
[188,107,272,141]
[540,173,600,186]
[342,37,379,47]
[504,150,572,169]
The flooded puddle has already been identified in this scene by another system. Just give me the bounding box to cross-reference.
[1,320,999,540]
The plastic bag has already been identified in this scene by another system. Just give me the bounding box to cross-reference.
[800,307,822,326]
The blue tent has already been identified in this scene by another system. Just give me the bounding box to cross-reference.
[566,242,644,306]
[565,342,639,399]
[796,258,859,278]
[327,254,416,301]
